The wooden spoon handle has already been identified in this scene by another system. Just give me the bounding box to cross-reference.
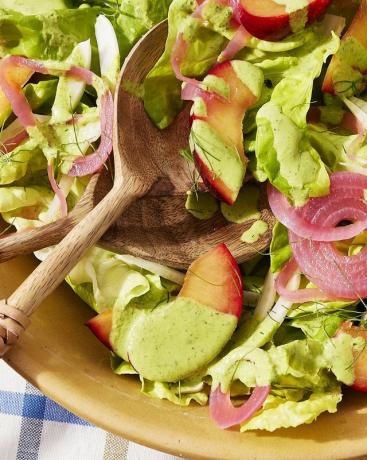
[0,176,145,356]
[0,173,99,263]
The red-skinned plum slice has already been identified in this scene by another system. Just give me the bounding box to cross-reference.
[190,60,263,205]
[337,322,367,392]
[86,309,113,350]
[323,0,367,95]
[179,243,243,319]
[235,0,331,40]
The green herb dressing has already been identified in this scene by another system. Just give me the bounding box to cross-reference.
[241,220,268,244]
[125,297,237,382]
[185,191,219,220]
[221,185,261,223]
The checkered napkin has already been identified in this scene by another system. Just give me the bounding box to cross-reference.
[0,361,181,460]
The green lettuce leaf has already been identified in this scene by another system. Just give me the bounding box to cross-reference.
[255,31,340,204]
[73,0,173,60]
[67,247,151,313]
[0,6,100,63]
[241,388,341,432]
[141,378,208,406]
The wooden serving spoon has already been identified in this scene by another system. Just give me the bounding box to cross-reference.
[0,20,274,269]
[0,20,275,355]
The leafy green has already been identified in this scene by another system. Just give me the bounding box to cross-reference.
[255,31,340,204]
[241,389,341,432]
[67,247,151,313]
[73,0,173,60]
[0,7,100,64]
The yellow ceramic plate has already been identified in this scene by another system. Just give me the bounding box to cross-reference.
[2,255,367,460]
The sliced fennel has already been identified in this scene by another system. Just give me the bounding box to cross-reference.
[51,39,92,123]
[95,15,120,92]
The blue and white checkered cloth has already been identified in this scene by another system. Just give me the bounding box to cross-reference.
[0,361,180,460]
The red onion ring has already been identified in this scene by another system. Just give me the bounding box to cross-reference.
[285,172,367,299]
[171,33,203,88]
[275,258,332,302]
[209,385,270,429]
[47,164,68,218]
[268,172,367,242]
[68,90,113,176]
[220,25,252,62]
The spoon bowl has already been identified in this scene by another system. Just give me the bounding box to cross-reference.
[98,20,275,267]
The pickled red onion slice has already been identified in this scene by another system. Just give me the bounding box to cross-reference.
[275,258,332,303]
[268,172,367,241]
[66,66,94,86]
[1,130,28,154]
[284,172,367,299]
[219,25,252,62]
[181,82,206,101]
[47,164,68,218]
[209,385,270,429]
[0,56,47,127]
[171,33,202,88]
[68,90,113,176]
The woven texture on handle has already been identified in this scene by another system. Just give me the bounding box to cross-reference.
[0,302,30,356]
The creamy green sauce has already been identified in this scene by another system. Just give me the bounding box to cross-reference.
[231,61,264,99]
[332,37,367,97]
[220,185,261,224]
[273,0,309,33]
[241,220,268,244]
[202,75,230,99]
[273,0,309,14]
[126,298,237,382]
[190,120,245,193]
[185,191,219,220]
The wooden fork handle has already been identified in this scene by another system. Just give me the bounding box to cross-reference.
[0,176,146,356]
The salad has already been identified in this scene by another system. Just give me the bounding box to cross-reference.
[2,0,367,434]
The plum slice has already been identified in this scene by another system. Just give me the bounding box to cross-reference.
[235,0,332,40]
[86,308,113,350]
[179,242,243,318]
[190,60,263,205]
[322,0,367,95]
[337,322,367,392]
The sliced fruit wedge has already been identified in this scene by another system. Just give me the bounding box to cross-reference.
[235,0,332,40]
[190,60,263,205]
[0,59,33,125]
[322,0,367,95]
[86,308,112,350]
[337,321,367,392]
[179,242,243,318]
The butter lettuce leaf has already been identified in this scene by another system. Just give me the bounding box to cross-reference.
[255,32,340,204]
[67,247,151,313]
[241,389,341,432]
[0,7,100,63]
